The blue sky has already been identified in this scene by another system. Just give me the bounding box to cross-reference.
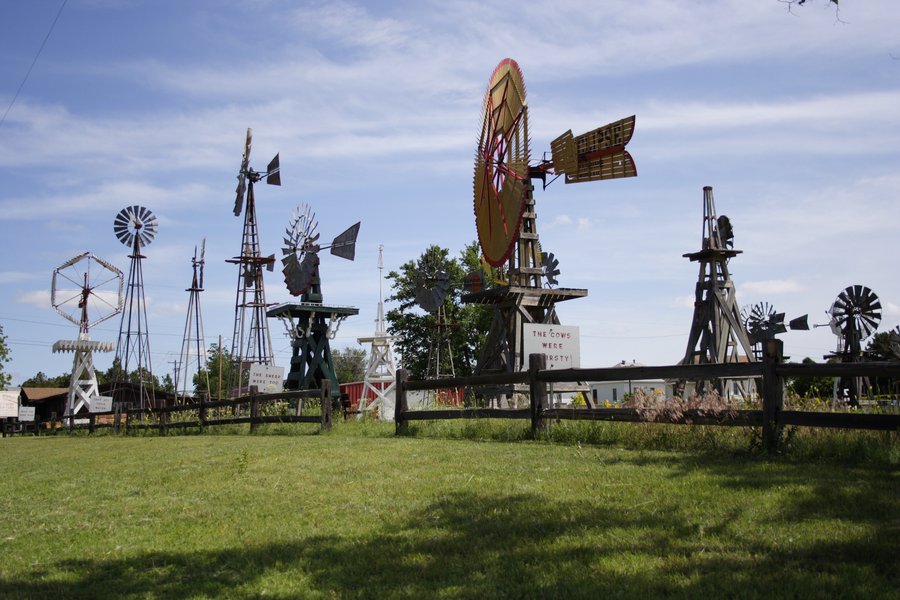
[1,0,899,387]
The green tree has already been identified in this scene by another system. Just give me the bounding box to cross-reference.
[193,343,237,399]
[20,371,70,388]
[386,243,492,380]
[0,325,11,390]
[786,357,835,399]
[332,347,367,383]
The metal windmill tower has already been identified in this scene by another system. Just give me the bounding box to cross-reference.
[176,239,209,400]
[356,244,398,419]
[415,267,456,382]
[269,203,360,398]
[112,205,159,410]
[227,128,281,395]
[678,186,755,397]
[50,252,123,416]
[461,58,637,401]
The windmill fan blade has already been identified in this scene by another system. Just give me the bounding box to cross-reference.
[789,315,809,330]
[266,154,281,186]
[330,222,361,260]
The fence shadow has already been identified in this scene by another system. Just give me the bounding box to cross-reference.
[1,482,896,599]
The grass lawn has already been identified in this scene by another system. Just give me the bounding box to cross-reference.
[1,422,897,599]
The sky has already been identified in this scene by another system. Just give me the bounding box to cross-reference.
[1,0,899,388]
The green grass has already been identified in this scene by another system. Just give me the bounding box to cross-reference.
[1,422,897,599]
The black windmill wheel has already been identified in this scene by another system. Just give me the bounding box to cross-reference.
[830,285,882,343]
[281,204,320,297]
[415,270,451,314]
[113,205,158,249]
[540,251,560,287]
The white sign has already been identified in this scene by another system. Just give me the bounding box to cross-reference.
[0,391,18,418]
[523,324,581,370]
[248,364,285,393]
[90,396,113,413]
[18,406,36,422]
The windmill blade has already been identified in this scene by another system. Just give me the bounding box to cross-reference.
[234,128,252,216]
[266,154,281,186]
[198,238,206,289]
[330,222,361,261]
[788,315,809,330]
[541,251,560,286]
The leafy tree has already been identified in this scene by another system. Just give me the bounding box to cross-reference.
[193,343,238,399]
[386,243,492,380]
[332,347,367,383]
[864,330,899,396]
[786,357,835,399]
[20,371,70,388]
[0,325,9,390]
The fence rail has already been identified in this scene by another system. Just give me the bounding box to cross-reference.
[395,340,900,451]
[3,382,333,437]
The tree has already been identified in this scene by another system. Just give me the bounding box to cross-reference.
[0,325,11,390]
[385,243,493,380]
[332,347,367,383]
[786,357,835,399]
[20,371,70,388]
[193,343,237,399]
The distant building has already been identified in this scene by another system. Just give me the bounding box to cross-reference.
[588,360,666,406]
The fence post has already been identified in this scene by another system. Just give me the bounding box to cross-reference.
[762,338,784,453]
[395,369,409,435]
[198,393,206,433]
[529,353,548,436]
[159,400,168,436]
[321,380,332,431]
[89,413,95,434]
[249,386,259,433]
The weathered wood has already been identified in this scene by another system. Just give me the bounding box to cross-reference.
[778,410,900,431]
[776,361,900,378]
[403,408,530,421]
[395,369,409,435]
[321,380,332,431]
[198,393,207,432]
[761,339,784,453]
[249,386,259,433]
[405,371,528,391]
[543,407,765,426]
[540,362,763,384]
[529,353,548,435]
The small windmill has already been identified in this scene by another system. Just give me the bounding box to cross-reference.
[462,58,636,404]
[741,301,809,360]
[176,239,209,400]
[823,285,882,406]
[112,205,158,410]
[356,244,398,419]
[227,128,280,395]
[51,252,123,416]
[269,203,360,397]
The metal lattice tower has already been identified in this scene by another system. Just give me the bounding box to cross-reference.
[112,205,158,410]
[227,128,280,395]
[176,239,209,400]
[357,244,398,419]
[678,186,756,398]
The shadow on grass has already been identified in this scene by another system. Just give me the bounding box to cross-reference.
[2,486,897,599]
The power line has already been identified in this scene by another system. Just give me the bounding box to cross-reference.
[0,0,68,131]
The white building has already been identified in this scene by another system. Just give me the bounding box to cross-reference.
[589,360,666,406]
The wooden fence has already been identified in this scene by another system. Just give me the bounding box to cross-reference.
[395,340,900,452]
[3,382,333,437]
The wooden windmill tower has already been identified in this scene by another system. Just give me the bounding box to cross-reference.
[462,58,637,400]
[678,186,756,397]
[269,204,360,398]
[356,244,398,419]
[227,128,281,395]
[50,252,123,417]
